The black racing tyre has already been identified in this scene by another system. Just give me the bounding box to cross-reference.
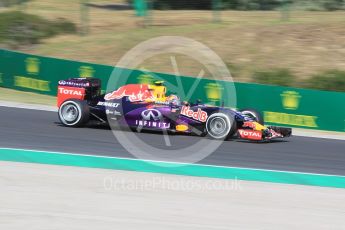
[205,113,236,140]
[239,108,264,125]
[58,99,89,127]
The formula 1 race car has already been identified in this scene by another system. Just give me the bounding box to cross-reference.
[57,78,292,141]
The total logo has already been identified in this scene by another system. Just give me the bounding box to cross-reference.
[180,106,208,122]
[238,129,262,140]
[58,87,83,96]
[97,101,120,108]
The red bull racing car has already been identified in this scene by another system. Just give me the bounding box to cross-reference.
[57,78,292,141]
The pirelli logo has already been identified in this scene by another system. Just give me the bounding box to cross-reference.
[264,111,318,128]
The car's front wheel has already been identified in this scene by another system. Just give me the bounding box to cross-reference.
[206,113,236,140]
[58,99,89,127]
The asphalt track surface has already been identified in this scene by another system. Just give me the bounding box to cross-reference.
[1,106,344,175]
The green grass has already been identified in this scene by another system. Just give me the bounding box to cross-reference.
[253,69,296,87]
[305,70,345,92]
[0,87,56,106]
[0,11,76,48]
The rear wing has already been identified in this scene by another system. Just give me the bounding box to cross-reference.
[57,78,101,107]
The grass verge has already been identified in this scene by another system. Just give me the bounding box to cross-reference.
[0,87,56,106]
[0,11,76,48]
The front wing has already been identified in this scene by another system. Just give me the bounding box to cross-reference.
[237,122,292,141]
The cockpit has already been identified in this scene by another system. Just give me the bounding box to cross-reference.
[149,81,181,106]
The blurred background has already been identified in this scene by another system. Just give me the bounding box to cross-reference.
[0,0,344,92]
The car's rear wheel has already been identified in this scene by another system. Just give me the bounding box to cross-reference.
[58,99,89,127]
[240,108,264,125]
[206,113,236,140]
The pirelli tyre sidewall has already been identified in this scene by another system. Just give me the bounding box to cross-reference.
[206,113,236,140]
[58,99,89,127]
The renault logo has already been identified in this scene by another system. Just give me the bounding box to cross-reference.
[141,109,162,121]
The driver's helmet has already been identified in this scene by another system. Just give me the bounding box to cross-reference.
[149,81,166,100]
[167,94,181,106]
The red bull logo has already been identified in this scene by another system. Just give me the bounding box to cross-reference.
[243,121,266,131]
[104,84,154,102]
[180,106,208,122]
[243,121,257,129]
